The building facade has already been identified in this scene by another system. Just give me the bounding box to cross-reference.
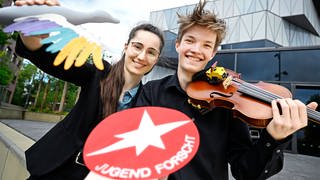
[145,0,320,157]
[150,0,320,48]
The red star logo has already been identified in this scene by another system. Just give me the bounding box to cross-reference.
[84,107,199,179]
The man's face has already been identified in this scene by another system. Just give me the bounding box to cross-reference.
[175,25,217,76]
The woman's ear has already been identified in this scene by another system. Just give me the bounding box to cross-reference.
[124,43,128,50]
[123,43,129,54]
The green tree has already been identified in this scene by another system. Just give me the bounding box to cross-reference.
[33,71,44,108]
[65,83,78,111]
[11,62,38,106]
[0,51,13,85]
[0,27,18,45]
[40,75,53,112]
[0,30,10,45]
[11,60,79,113]
[51,78,63,111]
[58,81,68,112]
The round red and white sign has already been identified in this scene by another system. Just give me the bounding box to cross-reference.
[83,106,199,179]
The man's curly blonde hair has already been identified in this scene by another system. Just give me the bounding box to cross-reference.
[176,0,226,50]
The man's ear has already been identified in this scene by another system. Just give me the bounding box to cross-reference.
[175,40,180,53]
[210,49,218,59]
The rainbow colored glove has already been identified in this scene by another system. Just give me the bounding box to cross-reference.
[4,14,105,70]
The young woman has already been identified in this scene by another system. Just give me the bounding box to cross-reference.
[14,1,164,179]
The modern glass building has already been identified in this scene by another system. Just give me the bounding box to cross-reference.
[144,0,320,157]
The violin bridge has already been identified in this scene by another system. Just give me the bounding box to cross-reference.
[223,75,232,89]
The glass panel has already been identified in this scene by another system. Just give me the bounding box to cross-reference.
[281,49,320,82]
[294,86,320,157]
[162,31,178,58]
[237,51,279,81]
[210,53,235,70]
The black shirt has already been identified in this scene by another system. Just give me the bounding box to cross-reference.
[135,74,290,180]
[15,37,142,178]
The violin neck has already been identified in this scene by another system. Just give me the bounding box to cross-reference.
[307,108,320,124]
[236,80,320,124]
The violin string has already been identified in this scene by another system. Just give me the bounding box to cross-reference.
[307,109,320,123]
[240,81,281,100]
[239,82,320,121]
[243,82,320,121]
[238,83,275,104]
[233,79,278,103]
[234,79,320,122]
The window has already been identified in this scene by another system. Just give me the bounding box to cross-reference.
[294,85,320,157]
[236,52,278,81]
[281,49,320,82]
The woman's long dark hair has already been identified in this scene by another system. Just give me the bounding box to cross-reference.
[100,23,164,118]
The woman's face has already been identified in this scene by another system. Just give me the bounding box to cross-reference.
[124,30,161,77]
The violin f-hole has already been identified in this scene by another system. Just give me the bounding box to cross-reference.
[210,91,233,98]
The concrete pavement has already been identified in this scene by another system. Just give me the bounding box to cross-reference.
[1,119,320,180]
[1,119,55,141]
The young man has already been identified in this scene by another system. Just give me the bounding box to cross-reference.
[135,1,317,180]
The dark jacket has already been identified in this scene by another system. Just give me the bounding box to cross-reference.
[15,37,140,177]
[135,74,290,180]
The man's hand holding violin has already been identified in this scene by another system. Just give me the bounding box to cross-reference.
[268,99,317,140]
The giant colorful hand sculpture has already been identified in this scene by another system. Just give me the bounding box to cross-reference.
[3,7,118,70]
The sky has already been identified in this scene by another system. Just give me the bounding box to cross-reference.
[59,0,199,60]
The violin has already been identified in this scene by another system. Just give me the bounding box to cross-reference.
[186,63,320,128]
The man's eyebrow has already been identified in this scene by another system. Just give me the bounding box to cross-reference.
[205,41,215,45]
[184,35,214,45]
[184,35,195,39]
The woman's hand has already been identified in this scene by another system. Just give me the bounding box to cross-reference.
[14,0,60,51]
[12,0,105,70]
[15,0,60,6]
